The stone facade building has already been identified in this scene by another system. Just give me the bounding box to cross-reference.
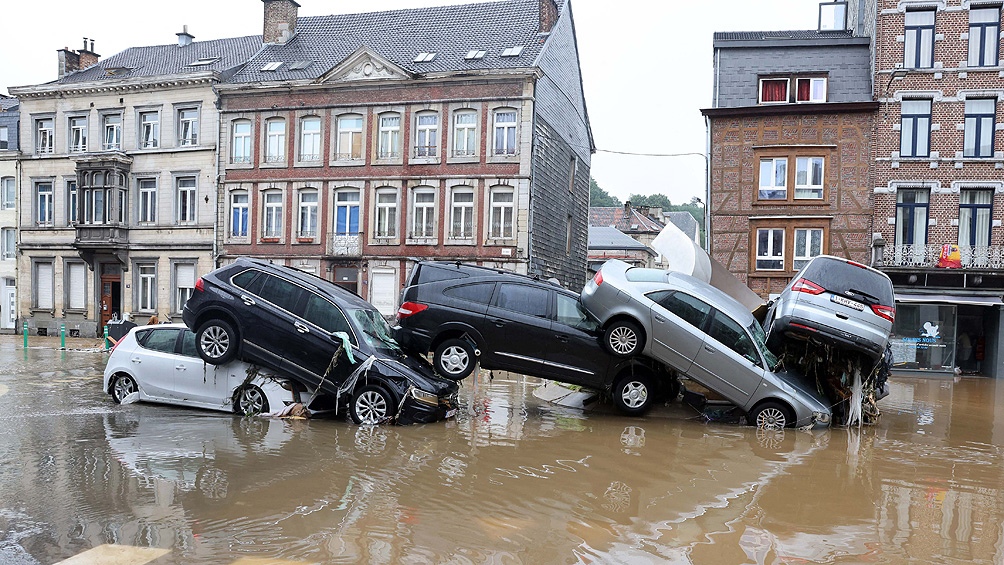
[871,0,1004,375]
[588,203,667,268]
[0,95,18,331]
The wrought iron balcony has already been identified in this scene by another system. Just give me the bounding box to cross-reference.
[879,244,1004,269]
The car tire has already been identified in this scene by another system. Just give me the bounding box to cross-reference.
[111,374,138,404]
[604,320,643,357]
[196,319,238,365]
[234,385,269,416]
[611,372,655,416]
[433,338,477,380]
[748,401,792,430]
[350,384,396,425]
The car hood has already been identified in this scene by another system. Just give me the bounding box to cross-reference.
[374,353,458,396]
[773,369,830,412]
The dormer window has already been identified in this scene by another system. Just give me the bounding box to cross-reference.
[759,76,827,104]
[188,57,220,67]
[818,1,848,31]
[759,78,789,104]
[413,52,437,62]
[500,46,524,57]
[796,78,827,103]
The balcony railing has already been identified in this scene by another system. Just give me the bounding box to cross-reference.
[879,244,1004,269]
[75,225,129,247]
[329,234,361,257]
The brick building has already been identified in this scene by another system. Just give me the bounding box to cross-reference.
[702,1,878,299]
[588,202,666,268]
[871,0,1004,375]
[0,95,18,331]
[216,0,593,314]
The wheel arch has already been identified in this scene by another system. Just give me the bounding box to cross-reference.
[428,324,485,355]
[748,398,796,425]
[107,371,134,394]
[603,314,647,342]
[192,307,241,337]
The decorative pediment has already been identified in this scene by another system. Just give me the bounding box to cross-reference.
[317,47,413,84]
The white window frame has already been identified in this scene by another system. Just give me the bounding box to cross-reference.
[1,228,14,260]
[263,190,283,238]
[137,178,157,224]
[377,112,402,159]
[795,78,827,103]
[299,116,321,162]
[755,228,785,271]
[232,119,252,164]
[68,116,87,153]
[138,110,160,149]
[489,186,515,240]
[334,189,360,235]
[102,113,122,150]
[66,180,78,225]
[410,186,436,239]
[1,177,14,209]
[176,177,196,224]
[35,118,54,155]
[298,189,318,238]
[452,109,478,158]
[793,228,824,270]
[375,188,398,239]
[230,190,249,237]
[264,117,286,164]
[758,78,790,104]
[758,157,788,200]
[492,108,518,156]
[34,260,54,310]
[174,262,197,314]
[36,182,53,226]
[414,110,439,158]
[794,157,824,199]
[177,107,199,146]
[137,263,157,313]
[449,186,475,240]
[335,114,364,161]
[0,125,7,150]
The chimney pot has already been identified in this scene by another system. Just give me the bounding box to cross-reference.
[176,25,195,47]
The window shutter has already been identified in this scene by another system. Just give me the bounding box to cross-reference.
[68,263,85,309]
[37,263,53,309]
[177,264,196,289]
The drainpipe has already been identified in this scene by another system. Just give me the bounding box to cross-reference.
[704,115,712,252]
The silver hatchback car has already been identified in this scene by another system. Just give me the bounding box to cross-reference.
[581,260,831,428]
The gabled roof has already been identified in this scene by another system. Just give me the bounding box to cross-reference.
[0,95,17,112]
[665,212,699,239]
[589,206,664,233]
[230,0,551,84]
[588,226,653,252]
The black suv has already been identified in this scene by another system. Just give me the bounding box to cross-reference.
[394,261,678,415]
[182,258,458,425]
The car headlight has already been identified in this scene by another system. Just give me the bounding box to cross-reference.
[813,411,831,424]
[410,387,439,406]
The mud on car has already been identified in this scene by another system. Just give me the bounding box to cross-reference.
[394,260,680,416]
[182,257,459,425]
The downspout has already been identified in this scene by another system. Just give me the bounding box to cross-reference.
[526,78,537,275]
[704,115,712,253]
[212,84,223,268]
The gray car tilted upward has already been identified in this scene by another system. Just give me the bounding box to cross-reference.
[580,260,831,428]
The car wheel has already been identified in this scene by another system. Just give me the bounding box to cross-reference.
[604,320,642,357]
[434,339,477,380]
[350,384,396,425]
[111,374,138,404]
[612,373,654,416]
[748,401,792,430]
[234,385,269,416]
[196,319,238,365]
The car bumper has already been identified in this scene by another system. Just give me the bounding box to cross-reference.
[394,326,433,355]
[397,393,459,425]
[773,315,885,361]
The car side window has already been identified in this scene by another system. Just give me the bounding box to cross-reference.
[443,282,495,304]
[494,283,549,318]
[657,291,712,331]
[301,293,352,335]
[555,293,599,331]
[257,274,304,313]
[707,311,760,366]
[140,328,181,354]
[232,269,260,290]
[180,330,198,358]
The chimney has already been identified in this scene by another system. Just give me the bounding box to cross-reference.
[57,47,81,79]
[78,37,100,69]
[263,0,300,45]
[539,0,559,33]
[177,25,195,47]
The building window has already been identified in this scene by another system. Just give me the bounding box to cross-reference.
[69,116,87,152]
[411,187,436,238]
[176,177,196,223]
[178,107,199,146]
[67,180,77,225]
[36,182,53,226]
[36,118,53,154]
[265,118,286,163]
[175,263,196,314]
[0,126,7,150]
[959,189,992,248]
[904,10,935,69]
[896,189,929,246]
[230,190,248,237]
[795,78,827,103]
[489,186,514,239]
[378,113,401,159]
[1,177,13,209]
[450,186,474,239]
[117,188,127,224]
[794,157,824,199]
[263,191,283,238]
[83,181,107,225]
[819,1,847,31]
[299,116,321,162]
[102,114,122,150]
[139,111,159,149]
[793,228,824,270]
[138,179,156,224]
[492,109,517,155]
[375,188,398,238]
[964,99,995,158]
[758,157,787,200]
[232,120,251,163]
[755,228,784,270]
[759,78,789,104]
[415,111,439,157]
[335,189,359,235]
[138,264,156,312]
[1,228,14,260]
[453,110,477,157]
[900,99,931,158]
[336,115,364,161]
[969,7,1000,68]
[35,261,54,310]
[298,189,318,238]
[66,262,86,310]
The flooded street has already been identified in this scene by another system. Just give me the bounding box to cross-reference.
[3,341,1004,564]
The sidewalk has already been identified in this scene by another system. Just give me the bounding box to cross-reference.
[0,332,108,351]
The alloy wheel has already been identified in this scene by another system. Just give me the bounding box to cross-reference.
[355,390,389,424]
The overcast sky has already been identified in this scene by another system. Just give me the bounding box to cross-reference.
[0,0,822,205]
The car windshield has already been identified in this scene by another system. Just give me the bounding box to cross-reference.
[350,308,404,354]
[748,321,779,370]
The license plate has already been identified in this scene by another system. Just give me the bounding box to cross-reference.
[831,294,865,311]
[445,409,457,419]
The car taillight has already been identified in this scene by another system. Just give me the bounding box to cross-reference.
[871,304,895,322]
[791,278,825,295]
[397,301,428,319]
[195,278,205,292]
[847,260,868,269]
[592,271,603,286]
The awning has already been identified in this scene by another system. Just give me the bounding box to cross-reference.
[895,293,1004,307]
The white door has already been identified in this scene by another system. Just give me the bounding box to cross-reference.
[2,280,13,329]
[370,270,397,317]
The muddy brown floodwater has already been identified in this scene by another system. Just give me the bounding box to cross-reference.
[3,341,1004,564]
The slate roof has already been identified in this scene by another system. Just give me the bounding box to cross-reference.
[0,95,17,111]
[230,0,551,83]
[664,211,699,240]
[589,206,664,233]
[588,227,652,251]
[47,35,263,85]
[714,29,856,42]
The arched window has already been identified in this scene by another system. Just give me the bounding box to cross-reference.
[262,190,283,238]
[374,187,398,238]
[299,116,321,162]
[449,186,474,239]
[415,111,438,157]
[492,108,517,155]
[298,188,318,238]
[377,112,401,159]
[453,109,477,157]
[334,188,360,235]
[489,186,514,239]
[410,186,436,238]
[265,118,286,163]
[232,119,251,163]
[230,190,249,237]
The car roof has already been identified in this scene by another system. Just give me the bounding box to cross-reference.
[232,257,375,310]
[414,260,564,288]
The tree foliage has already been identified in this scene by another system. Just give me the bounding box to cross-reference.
[589,178,621,207]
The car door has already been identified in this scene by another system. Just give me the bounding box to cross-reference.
[133,327,186,401]
[281,290,356,387]
[240,273,306,371]
[547,292,610,388]
[173,329,232,406]
[482,282,557,377]
[647,290,712,374]
[688,310,764,406]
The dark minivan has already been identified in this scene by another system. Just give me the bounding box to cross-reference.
[395,261,678,415]
[182,258,458,425]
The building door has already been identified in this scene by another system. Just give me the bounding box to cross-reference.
[369,270,397,317]
[100,273,121,328]
[2,278,14,329]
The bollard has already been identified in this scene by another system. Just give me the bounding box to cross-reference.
[60,324,66,349]
[104,325,110,350]
[23,321,28,349]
